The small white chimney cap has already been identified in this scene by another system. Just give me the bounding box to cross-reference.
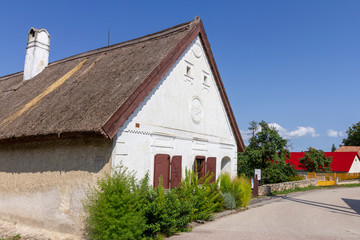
[23,27,50,81]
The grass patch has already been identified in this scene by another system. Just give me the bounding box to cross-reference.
[0,235,21,240]
[271,185,319,195]
[338,183,360,188]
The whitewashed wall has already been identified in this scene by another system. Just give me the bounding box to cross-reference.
[348,155,360,173]
[112,36,239,183]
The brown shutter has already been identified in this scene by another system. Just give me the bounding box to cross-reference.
[154,154,170,188]
[195,156,206,180]
[206,157,216,183]
[170,156,182,188]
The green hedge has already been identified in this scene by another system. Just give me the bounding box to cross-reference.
[84,167,252,239]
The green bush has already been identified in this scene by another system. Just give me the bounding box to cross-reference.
[219,172,232,193]
[262,161,297,184]
[142,178,192,238]
[262,162,288,184]
[83,166,146,240]
[234,175,252,207]
[84,167,228,239]
[175,169,221,221]
[220,173,252,208]
[223,192,236,210]
[287,175,305,182]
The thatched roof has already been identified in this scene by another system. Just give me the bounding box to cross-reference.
[0,17,245,151]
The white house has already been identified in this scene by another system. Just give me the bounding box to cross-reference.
[0,17,244,234]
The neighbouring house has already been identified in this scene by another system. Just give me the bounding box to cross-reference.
[335,146,360,156]
[287,152,360,173]
[0,17,244,234]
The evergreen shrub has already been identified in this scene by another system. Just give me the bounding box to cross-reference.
[175,169,221,221]
[223,192,236,210]
[287,175,305,182]
[142,178,192,238]
[84,166,229,239]
[83,166,146,240]
[220,173,252,208]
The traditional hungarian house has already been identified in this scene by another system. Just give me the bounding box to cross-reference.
[0,17,244,234]
[287,152,360,173]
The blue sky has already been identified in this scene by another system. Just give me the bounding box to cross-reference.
[1,1,359,151]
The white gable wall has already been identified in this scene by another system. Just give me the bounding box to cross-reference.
[348,155,360,173]
[112,36,238,183]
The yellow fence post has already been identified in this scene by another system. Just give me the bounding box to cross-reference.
[334,173,337,185]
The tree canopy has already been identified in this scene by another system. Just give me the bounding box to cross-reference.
[331,144,336,152]
[342,121,360,146]
[238,121,296,184]
[299,147,332,172]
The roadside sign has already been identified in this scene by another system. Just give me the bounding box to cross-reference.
[255,169,261,180]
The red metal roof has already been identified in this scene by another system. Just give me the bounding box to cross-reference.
[287,152,359,172]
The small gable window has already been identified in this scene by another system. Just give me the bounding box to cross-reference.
[202,71,210,91]
[186,66,191,76]
[184,60,194,78]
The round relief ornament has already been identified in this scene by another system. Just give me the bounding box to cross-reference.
[192,43,202,58]
[190,98,203,123]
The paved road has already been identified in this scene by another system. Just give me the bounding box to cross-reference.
[169,187,360,240]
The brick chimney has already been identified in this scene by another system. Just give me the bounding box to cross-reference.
[23,28,50,80]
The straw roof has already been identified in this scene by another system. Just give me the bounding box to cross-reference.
[0,17,245,151]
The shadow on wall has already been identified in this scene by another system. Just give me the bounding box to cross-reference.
[0,138,112,173]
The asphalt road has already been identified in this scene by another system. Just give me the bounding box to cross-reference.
[169,187,360,240]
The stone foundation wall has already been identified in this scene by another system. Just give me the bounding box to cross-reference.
[338,179,360,185]
[258,179,318,196]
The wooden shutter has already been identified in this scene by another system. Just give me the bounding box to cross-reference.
[170,156,182,188]
[154,154,170,188]
[206,157,216,183]
[195,156,206,180]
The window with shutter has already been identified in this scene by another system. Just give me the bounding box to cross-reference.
[206,157,216,183]
[154,154,170,188]
[170,156,182,188]
[194,156,206,180]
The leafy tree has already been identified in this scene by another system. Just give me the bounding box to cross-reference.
[299,147,332,172]
[331,144,336,152]
[342,121,360,146]
[238,121,297,184]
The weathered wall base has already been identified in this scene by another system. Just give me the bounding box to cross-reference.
[0,138,112,235]
[258,179,318,196]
